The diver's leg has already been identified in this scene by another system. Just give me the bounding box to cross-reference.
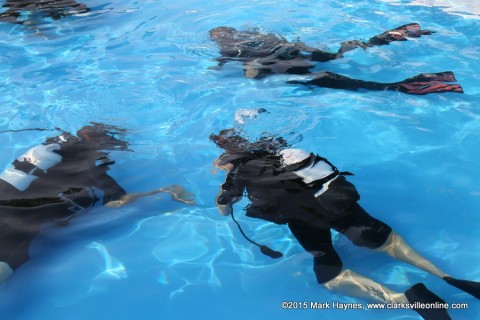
[376,232,448,278]
[324,269,406,304]
[293,23,433,62]
[288,220,451,319]
[287,71,384,91]
[332,204,449,278]
[335,204,479,299]
[243,57,314,79]
[325,271,451,320]
[288,71,463,95]
[288,221,344,284]
[302,23,433,61]
[378,232,480,299]
[292,43,339,62]
[336,23,434,58]
[326,208,452,319]
[337,23,433,57]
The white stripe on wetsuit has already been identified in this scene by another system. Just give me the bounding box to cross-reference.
[0,143,62,191]
[279,148,337,197]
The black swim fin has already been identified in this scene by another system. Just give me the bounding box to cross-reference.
[386,72,464,95]
[444,276,480,299]
[368,23,434,46]
[405,283,451,320]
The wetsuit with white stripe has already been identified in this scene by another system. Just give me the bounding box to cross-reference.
[0,124,127,272]
[216,148,392,283]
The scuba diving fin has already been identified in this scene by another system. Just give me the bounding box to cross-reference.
[444,276,480,299]
[405,283,451,320]
[368,23,434,46]
[386,71,463,95]
[288,71,463,95]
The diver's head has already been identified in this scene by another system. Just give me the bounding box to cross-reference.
[76,123,129,151]
[209,26,236,41]
[210,128,289,154]
[210,129,248,152]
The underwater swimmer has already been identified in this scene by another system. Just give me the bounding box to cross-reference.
[0,0,89,23]
[209,24,463,95]
[0,123,194,284]
[210,129,478,320]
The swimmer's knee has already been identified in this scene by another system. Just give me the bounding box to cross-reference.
[313,257,343,284]
[375,231,398,252]
[321,269,351,289]
[0,261,13,284]
[345,220,393,250]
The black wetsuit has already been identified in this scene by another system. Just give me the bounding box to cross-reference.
[0,124,127,271]
[0,0,89,23]
[209,24,463,95]
[216,150,391,283]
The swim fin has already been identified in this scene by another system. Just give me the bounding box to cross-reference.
[405,283,451,320]
[368,23,434,46]
[404,71,457,83]
[288,71,463,95]
[444,276,480,299]
[386,72,464,95]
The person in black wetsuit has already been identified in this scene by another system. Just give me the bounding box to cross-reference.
[0,0,89,23]
[209,23,464,95]
[0,123,194,284]
[210,129,479,320]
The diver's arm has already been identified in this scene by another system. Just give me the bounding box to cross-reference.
[215,165,245,216]
[105,185,195,208]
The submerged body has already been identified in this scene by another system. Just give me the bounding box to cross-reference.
[211,129,479,320]
[0,124,128,280]
[210,24,463,95]
[0,0,89,23]
[0,123,194,284]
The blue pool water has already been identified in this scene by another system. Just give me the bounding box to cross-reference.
[1,0,479,319]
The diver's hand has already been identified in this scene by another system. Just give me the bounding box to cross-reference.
[217,204,233,216]
[213,159,234,171]
[105,199,126,208]
[216,193,241,216]
[0,262,13,284]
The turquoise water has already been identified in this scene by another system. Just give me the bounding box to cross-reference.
[0,0,479,319]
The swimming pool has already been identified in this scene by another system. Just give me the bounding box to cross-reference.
[0,0,479,319]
